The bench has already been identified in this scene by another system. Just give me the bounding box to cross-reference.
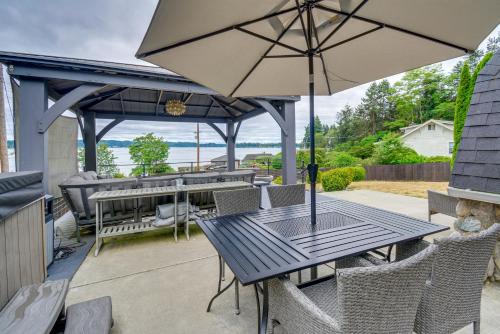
[427,190,458,221]
[0,279,112,334]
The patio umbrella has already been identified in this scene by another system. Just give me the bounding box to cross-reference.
[136,0,499,224]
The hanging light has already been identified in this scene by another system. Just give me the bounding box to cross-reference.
[165,99,186,116]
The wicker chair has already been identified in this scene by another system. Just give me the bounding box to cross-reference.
[339,223,500,334]
[266,184,305,208]
[269,244,438,334]
[211,188,261,315]
[427,190,458,221]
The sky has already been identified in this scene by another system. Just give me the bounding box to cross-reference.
[1,0,498,144]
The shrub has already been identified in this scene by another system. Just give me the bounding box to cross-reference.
[372,134,424,165]
[425,156,451,163]
[350,166,366,181]
[270,154,282,169]
[335,167,355,183]
[324,151,359,168]
[273,176,282,185]
[321,169,352,191]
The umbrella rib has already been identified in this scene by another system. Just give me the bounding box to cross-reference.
[316,0,369,50]
[318,25,384,53]
[310,13,332,95]
[136,6,297,58]
[295,0,311,50]
[315,4,472,54]
[235,27,305,55]
[229,11,303,97]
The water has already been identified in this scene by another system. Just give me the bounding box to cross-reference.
[7,147,281,175]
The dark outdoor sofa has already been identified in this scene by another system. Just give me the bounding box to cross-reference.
[59,170,256,240]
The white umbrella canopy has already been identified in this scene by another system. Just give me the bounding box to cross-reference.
[137,0,499,226]
[137,0,499,98]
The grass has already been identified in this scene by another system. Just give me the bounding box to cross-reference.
[347,181,449,198]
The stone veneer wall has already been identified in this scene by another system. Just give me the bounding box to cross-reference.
[455,199,500,281]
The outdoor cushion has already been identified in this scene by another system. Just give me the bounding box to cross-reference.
[219,170,256,183]
[64,296,112,334]
[78,171,98,180]
[154,202,194,227]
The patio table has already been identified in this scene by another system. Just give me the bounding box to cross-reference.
[197,198,449,334]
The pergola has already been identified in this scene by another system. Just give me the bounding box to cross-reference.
[0,52,299,189]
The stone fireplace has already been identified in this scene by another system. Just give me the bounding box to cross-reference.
[448,50,500,282]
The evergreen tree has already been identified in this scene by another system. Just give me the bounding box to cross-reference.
[452,62,471,166]
[451,52,493,166]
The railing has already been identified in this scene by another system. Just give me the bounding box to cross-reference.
[96,160,224,177]
[95,159,310,180]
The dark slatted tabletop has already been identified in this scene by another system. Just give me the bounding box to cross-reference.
[197,199,448,285]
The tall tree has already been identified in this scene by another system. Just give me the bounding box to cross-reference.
[129,133,173,176]
[356,80,396,135]
[0,66,8,172]
[78,143,120,177]
[302,115,325,148]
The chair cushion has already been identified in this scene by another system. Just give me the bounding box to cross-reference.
[300,278,339,319]
[78,171,98,180]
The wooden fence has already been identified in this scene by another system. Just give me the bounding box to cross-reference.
[364,162,451,182]
[0,198,46,309]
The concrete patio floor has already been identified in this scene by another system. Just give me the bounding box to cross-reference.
[66,190,500,334]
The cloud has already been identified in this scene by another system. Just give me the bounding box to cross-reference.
[1,2,498,143]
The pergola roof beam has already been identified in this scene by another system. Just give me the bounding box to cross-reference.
[155,90,163,116]
[94,111,227,124]
[207,122,228,142]
[38,83,104,133]
[9,65,219,95]
[96,118,124,142]
[253,99,288,136]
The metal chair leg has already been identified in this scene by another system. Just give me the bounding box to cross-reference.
[254,284,261,334]
[234,280,240,315]
[473,321,480,334]
[298,270,302,284]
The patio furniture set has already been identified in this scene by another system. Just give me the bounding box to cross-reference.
[198,185,500,334]
[59,170,256,247]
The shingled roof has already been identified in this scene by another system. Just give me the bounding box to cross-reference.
[450,50,500,195]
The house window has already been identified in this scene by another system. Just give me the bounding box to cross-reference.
[428,124,436,131]
[449,142,454,154]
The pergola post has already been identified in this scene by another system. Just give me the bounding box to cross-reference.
[83,111,97,172]
[226,120,236,171]
[16,78,49,189]
[280,101,297,185]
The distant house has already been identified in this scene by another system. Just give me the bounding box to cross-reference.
[400,119,454,157]
[242,153,273,163]
[210,155,240,168]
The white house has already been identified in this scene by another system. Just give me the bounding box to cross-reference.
[400,119,454,157]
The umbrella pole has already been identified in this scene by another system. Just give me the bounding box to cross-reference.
[308,52,317,227]
[306,2,318,280]
[306,3,317,227]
